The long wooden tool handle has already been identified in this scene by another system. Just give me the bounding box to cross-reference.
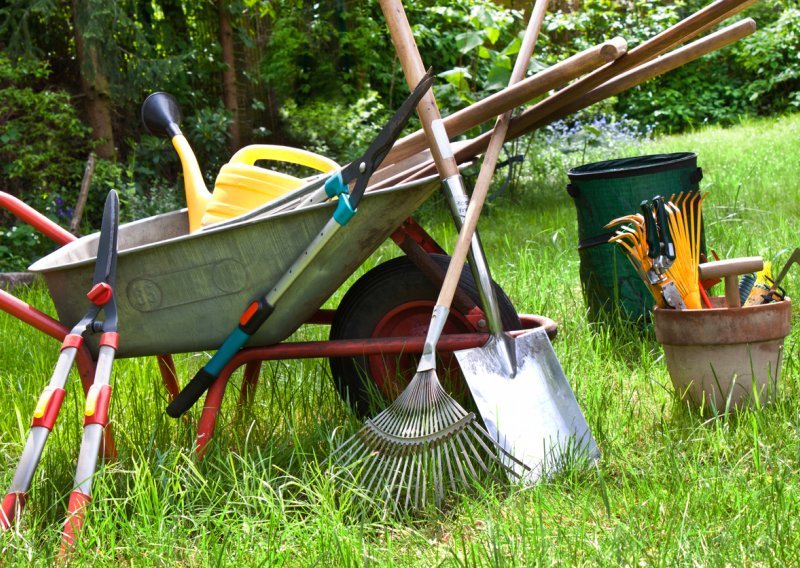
[380,0,458,180]
[437,0,548,306]
[382,36,627,169]
[430,18,756,177]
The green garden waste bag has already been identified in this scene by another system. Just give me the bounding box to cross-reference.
[567,152,703,322]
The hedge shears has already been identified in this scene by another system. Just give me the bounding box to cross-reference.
[641,196,686,309]
[2,191,120,545]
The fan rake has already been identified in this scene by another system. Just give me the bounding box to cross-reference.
[328,368,527,513]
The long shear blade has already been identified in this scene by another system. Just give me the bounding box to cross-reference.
[92,190,119,288]
[340,68,435,192]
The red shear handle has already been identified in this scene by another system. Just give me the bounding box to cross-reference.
[1,492,25,530]
[31,387,67,430]
[60,491,91,549]
[84,385,112,427]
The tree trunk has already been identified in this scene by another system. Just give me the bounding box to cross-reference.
[72,0,116,160]
[218,0,241,152]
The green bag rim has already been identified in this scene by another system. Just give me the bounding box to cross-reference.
[567,152,696,181]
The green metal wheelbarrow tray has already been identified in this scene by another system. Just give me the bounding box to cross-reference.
[29,176,441,357]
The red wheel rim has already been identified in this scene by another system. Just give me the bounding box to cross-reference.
[369,300,475,401]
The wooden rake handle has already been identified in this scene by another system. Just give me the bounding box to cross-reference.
[699,256,763,308]
[381,0,548,309]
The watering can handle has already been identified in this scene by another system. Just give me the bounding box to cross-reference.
[228,145,339,174]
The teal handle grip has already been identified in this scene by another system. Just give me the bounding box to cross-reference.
[333,194,356,225]
[165,328,250,418]
[324,171,347,199]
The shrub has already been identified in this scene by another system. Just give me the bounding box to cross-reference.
[0,54,92,269]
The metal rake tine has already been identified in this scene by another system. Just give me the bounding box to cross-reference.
[459,427,502,484]
[336,426,380,469]
[429,391,447,505]
[364,448,402,494]
[467,422,527,480]
[434,442,445,505]
[418,444,427,510]
[453,430,483,485]
[359,438,392,494]
[392,452,412,510]
[440,434,458,495]
[377,448,407,503]
[445,436,470,491]
[328,426,368,465]
[403,452,418,511]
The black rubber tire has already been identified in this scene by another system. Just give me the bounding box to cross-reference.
[329,254,521,417]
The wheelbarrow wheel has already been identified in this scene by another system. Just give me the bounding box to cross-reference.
[329,254,521,418]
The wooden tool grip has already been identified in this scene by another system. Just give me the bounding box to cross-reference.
[698,257,763,280]
[699,256,763,309]
[382,37,627,169]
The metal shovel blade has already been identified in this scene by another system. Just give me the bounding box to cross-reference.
[455,327,599,482]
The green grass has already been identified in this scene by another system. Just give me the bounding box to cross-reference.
[3,113,800,565]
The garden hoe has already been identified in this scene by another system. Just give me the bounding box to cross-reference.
[329,0,597,512]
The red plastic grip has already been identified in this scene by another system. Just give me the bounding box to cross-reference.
[84,384,112,427]
[86,282,113,305]
[240,301,260,326]
[31,387,66,430]
[1,492,26,530]
[99,332,120,350]
[61,491,91,548]
[62,334,84,351]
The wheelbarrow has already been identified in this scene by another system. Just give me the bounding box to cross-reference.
[0,174,554,541]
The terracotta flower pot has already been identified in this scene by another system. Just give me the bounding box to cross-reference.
[654,297,791,410]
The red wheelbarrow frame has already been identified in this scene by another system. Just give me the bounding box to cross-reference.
[0,191,554,529]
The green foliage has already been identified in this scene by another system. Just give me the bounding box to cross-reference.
[0,0,798,271]
[280,91,388,163]
[183,105,234,183]
[0,54,92,270]
[740,6,800,112]
[608,1,798,132]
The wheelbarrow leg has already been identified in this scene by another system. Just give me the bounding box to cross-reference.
[195,368,234,460]
[157,355,180,401]
[238,362,261,409]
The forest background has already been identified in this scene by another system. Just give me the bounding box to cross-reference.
[1,0,798,270]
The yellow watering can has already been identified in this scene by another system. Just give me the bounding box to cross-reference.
[204,145,339,227]
[141,93,339,232]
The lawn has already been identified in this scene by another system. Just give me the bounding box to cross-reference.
[2,113,800,565]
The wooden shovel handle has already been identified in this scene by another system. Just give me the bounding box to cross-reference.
[381,0,458,180]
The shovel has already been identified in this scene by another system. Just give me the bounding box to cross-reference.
[382,0,598,481]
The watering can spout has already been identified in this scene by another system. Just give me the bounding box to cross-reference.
[141,92,211,232]
[171,135,211,232]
